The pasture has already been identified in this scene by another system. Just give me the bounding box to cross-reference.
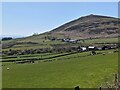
[2,37,118,51]
[2,50,118,88]
[85,37,118,44]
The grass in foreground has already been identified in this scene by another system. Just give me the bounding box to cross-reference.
[2,51,118,88]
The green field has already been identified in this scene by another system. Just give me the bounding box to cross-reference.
[2,50,118,88]
[85,37,118,44]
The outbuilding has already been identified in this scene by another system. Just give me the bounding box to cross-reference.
[81,47,87,51]
[88,46,96,50]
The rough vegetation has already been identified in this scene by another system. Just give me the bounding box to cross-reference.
[49,14,119,39]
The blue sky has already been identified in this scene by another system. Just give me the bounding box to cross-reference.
[2,2,118,37]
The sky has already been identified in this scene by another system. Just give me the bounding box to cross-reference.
[1,2,118,37]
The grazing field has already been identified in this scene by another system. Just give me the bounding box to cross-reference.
[85,37,118,44]
[2,37,118,51]
[2,50,118,88]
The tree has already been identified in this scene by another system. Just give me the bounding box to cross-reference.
[2,37,12,41]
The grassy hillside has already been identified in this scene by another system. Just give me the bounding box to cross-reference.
[2,14,119,51]
[2,37,118,51]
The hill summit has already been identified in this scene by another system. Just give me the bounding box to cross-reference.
[47,14,119,39]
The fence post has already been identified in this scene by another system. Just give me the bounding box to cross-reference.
[75,86,80,90]
[99,87,101,90]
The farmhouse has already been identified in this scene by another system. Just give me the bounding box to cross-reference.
[62,38,70,42]
[88,46,96,50]
[81,47,87,51]
[69,39,78,43]
[97,47,102,50]
[62,38,78,43]
[102,46,110,50]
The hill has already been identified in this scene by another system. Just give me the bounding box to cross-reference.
[47,14,119,39]
[2,14,119,50]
